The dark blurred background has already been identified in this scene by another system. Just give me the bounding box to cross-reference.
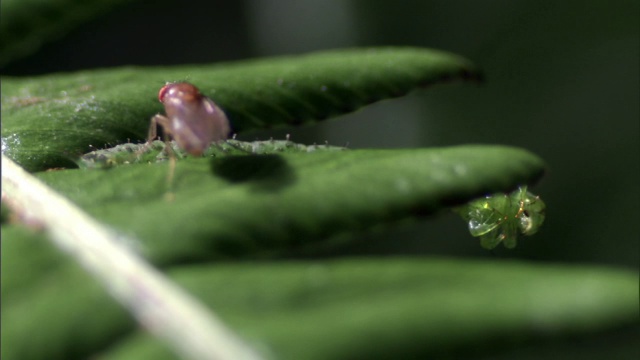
[3,0,638,268]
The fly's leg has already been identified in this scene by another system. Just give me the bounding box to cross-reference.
[162,133,178,193]
[138,115,179,200]
[152,115,180,196]
[162,142,178,201]
[136,114,168,159]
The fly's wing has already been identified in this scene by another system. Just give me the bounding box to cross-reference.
[163,94,203,152]
[164,95,231,155]
[199,97,231,142]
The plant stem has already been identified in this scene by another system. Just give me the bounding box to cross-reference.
[1,155,263,360]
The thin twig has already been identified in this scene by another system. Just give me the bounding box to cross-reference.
[1,155,263,360]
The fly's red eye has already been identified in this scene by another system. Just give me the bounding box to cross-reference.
[158,83,173,102]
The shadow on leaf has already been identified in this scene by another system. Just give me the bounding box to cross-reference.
[211,154,295,191]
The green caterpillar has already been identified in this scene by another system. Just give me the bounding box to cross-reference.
[456,186,546,249]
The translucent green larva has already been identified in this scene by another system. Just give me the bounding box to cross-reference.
[456,186,546,249]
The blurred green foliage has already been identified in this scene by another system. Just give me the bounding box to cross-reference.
[1,1,638,359]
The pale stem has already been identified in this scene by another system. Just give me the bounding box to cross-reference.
[1,154,263,360]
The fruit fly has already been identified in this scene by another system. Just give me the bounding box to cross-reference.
[148,82,230,155]
[142,82,231,194]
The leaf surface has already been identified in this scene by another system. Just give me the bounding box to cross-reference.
[28,145,544,265]
[2,231,637,360]
[1,47,480,172]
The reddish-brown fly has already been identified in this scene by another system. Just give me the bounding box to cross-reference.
[147,82,230,156]
[143,82,231,195]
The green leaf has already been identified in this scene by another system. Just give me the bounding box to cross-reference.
[1,47,480,172]
[30,145,544,265]
[0,0,133,67]
[3,231,637,360]
[1,227,135,360]
[3,45,567,359]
